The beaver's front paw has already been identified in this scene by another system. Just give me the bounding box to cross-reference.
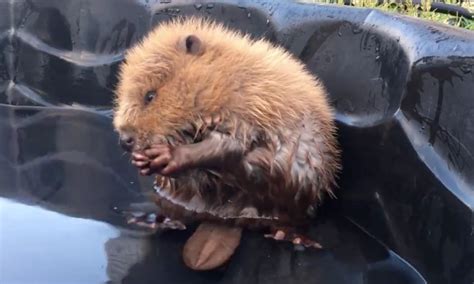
[131,145,190,176]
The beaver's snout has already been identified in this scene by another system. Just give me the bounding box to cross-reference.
[119,131,135,152]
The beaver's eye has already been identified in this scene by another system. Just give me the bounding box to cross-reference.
[144,91,156,105]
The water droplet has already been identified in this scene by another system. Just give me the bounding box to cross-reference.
[375,55,381,61]
[130,181,135,185]
[266,18,270,26]
[194,3,202,10]
[146,213,157,223]
[337,30,342,37]
[421,125,425,130]
[160,0,171,3]
[247,12,252,18]
[352,26,362,34]
[375,47,380,52]
[460,64,472,74]
[206,3,214,9]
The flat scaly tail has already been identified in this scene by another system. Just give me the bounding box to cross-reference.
[182,222,242,270]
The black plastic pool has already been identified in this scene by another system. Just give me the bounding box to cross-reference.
[0,1,473,283]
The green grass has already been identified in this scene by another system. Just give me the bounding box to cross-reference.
[302,0,474,30]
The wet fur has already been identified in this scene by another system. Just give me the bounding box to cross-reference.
[113,17,341,229]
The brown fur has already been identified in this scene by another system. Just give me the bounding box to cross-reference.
[113,17,340,229]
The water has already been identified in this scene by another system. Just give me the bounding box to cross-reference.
[0,105,426,284]
[0,198,122,284]
[0,197,426,284]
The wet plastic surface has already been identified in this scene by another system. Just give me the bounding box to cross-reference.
[0,0,473,283]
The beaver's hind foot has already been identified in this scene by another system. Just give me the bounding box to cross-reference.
[264,226,322,249]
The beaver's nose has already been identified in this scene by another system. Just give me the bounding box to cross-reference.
[119,132,135,152]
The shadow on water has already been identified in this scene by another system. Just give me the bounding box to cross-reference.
[0,105,426,284]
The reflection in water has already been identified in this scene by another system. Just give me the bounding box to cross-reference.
[0,105,427,284]
[0,197,150,284]
[105,232,152,283]
[0,195,427,284]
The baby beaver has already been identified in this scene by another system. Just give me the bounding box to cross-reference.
[113,17,340,270]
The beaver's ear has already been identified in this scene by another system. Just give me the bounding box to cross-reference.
[180,35,204,55]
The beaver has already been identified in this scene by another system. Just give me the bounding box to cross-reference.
[113,17,340,270]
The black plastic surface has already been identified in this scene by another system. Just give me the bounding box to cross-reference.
[430,2,473,19]
[0,0,473,283]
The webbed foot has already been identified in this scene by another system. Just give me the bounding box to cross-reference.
[264,227,322,249]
